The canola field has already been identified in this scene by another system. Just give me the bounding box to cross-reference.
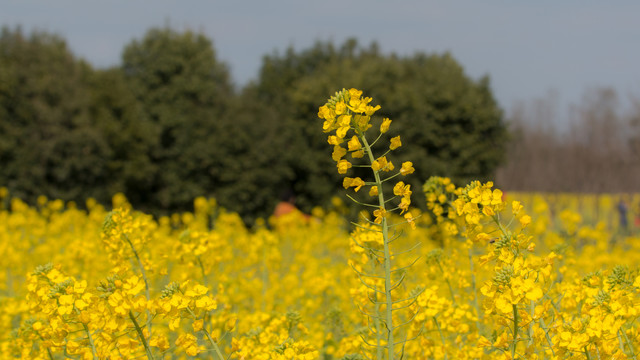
[2,89,640,359]
[1,189,640,360]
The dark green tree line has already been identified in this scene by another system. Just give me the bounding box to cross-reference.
[249,39,507,213]
[0,27,113,204]
[0,26,508,224]
[121,27,234,211]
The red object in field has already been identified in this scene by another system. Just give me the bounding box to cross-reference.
[274,201,297,217]
[273,201,311,221]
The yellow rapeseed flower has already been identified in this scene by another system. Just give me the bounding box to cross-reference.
[380,118,392,133]
[347,136,361,151]
[400,161,414,175]
[336,160,352,174]
[389,136,402,150]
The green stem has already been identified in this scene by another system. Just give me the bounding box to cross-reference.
[361,133,394,360]
[124,234,152,331]
[493,215,510,238]
[380,171,401,183]
[437,261,456,305]
[528,301,534,347]
[74,307,98,359]
[197,256,208,286]
[539,318,556,356]
[467,248,482,330]
[129,310,155,360]
[433,316,448,360]
[202,327,226,360]
[374,301,384,360]
[511,304,518,359]
[185,307,225,360]
[620,327,638,360]
[124,234,151,301]
[35,331,55,360]
[585,346,592,360]
[82,322,99,359]
[371,259,384,360]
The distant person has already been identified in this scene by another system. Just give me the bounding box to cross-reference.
[617,198,628,231]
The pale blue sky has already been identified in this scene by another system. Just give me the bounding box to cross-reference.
[2,1,639,126]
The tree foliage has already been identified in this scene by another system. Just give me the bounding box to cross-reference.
[0,29,508,224]
[121,27,234,212]
[85,68,156,206]
[0,27,112,204]
[249,39,507,211]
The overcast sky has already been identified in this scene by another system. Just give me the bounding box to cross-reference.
[3,1,639,127]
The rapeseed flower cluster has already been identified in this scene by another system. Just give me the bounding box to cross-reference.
[318,89,415,221]
[319,89,419,360]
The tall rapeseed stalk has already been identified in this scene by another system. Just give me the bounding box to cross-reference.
[318,89,419,360]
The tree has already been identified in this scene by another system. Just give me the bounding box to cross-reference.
[121,26,234,212]
[0,30,509,223]
[85,68,157,207]
[0,27,113,204]
[211,88,298,223]
[496,87,640,193]
[248,39,508,212]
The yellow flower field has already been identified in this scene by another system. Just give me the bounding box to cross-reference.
[2,188,640,359]
[2,90,640,359]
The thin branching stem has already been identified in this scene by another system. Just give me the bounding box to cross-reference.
[350,237,385,256]
[436,261,456,305]
[539,318,556,356]
[392,243,421,257]
[384,195,399,204]
[129,310,155,360]
[356,303,385,321]
[467,248,483,329]
[82,322,98,359]
[35,332,55,360]
[393,310,420,329]
[355,274,387,295]
[620,327,638,360]
[185,307,225,360]
[361,133,395,360]
[381,172,401,183]
[369,132,384,148]
[123,234,152,331]
[346,194,381,208]
[352,221,383,233]
[390,257,421,273]
[350,263,386,279]
[374,295,384,360]
[391,298,418,312]
[202,326,226,360]
[389,274,406,292]
[391,296,418,305]
[511,304,519,359]
[434,316,449,360]
[197,256,208,286]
